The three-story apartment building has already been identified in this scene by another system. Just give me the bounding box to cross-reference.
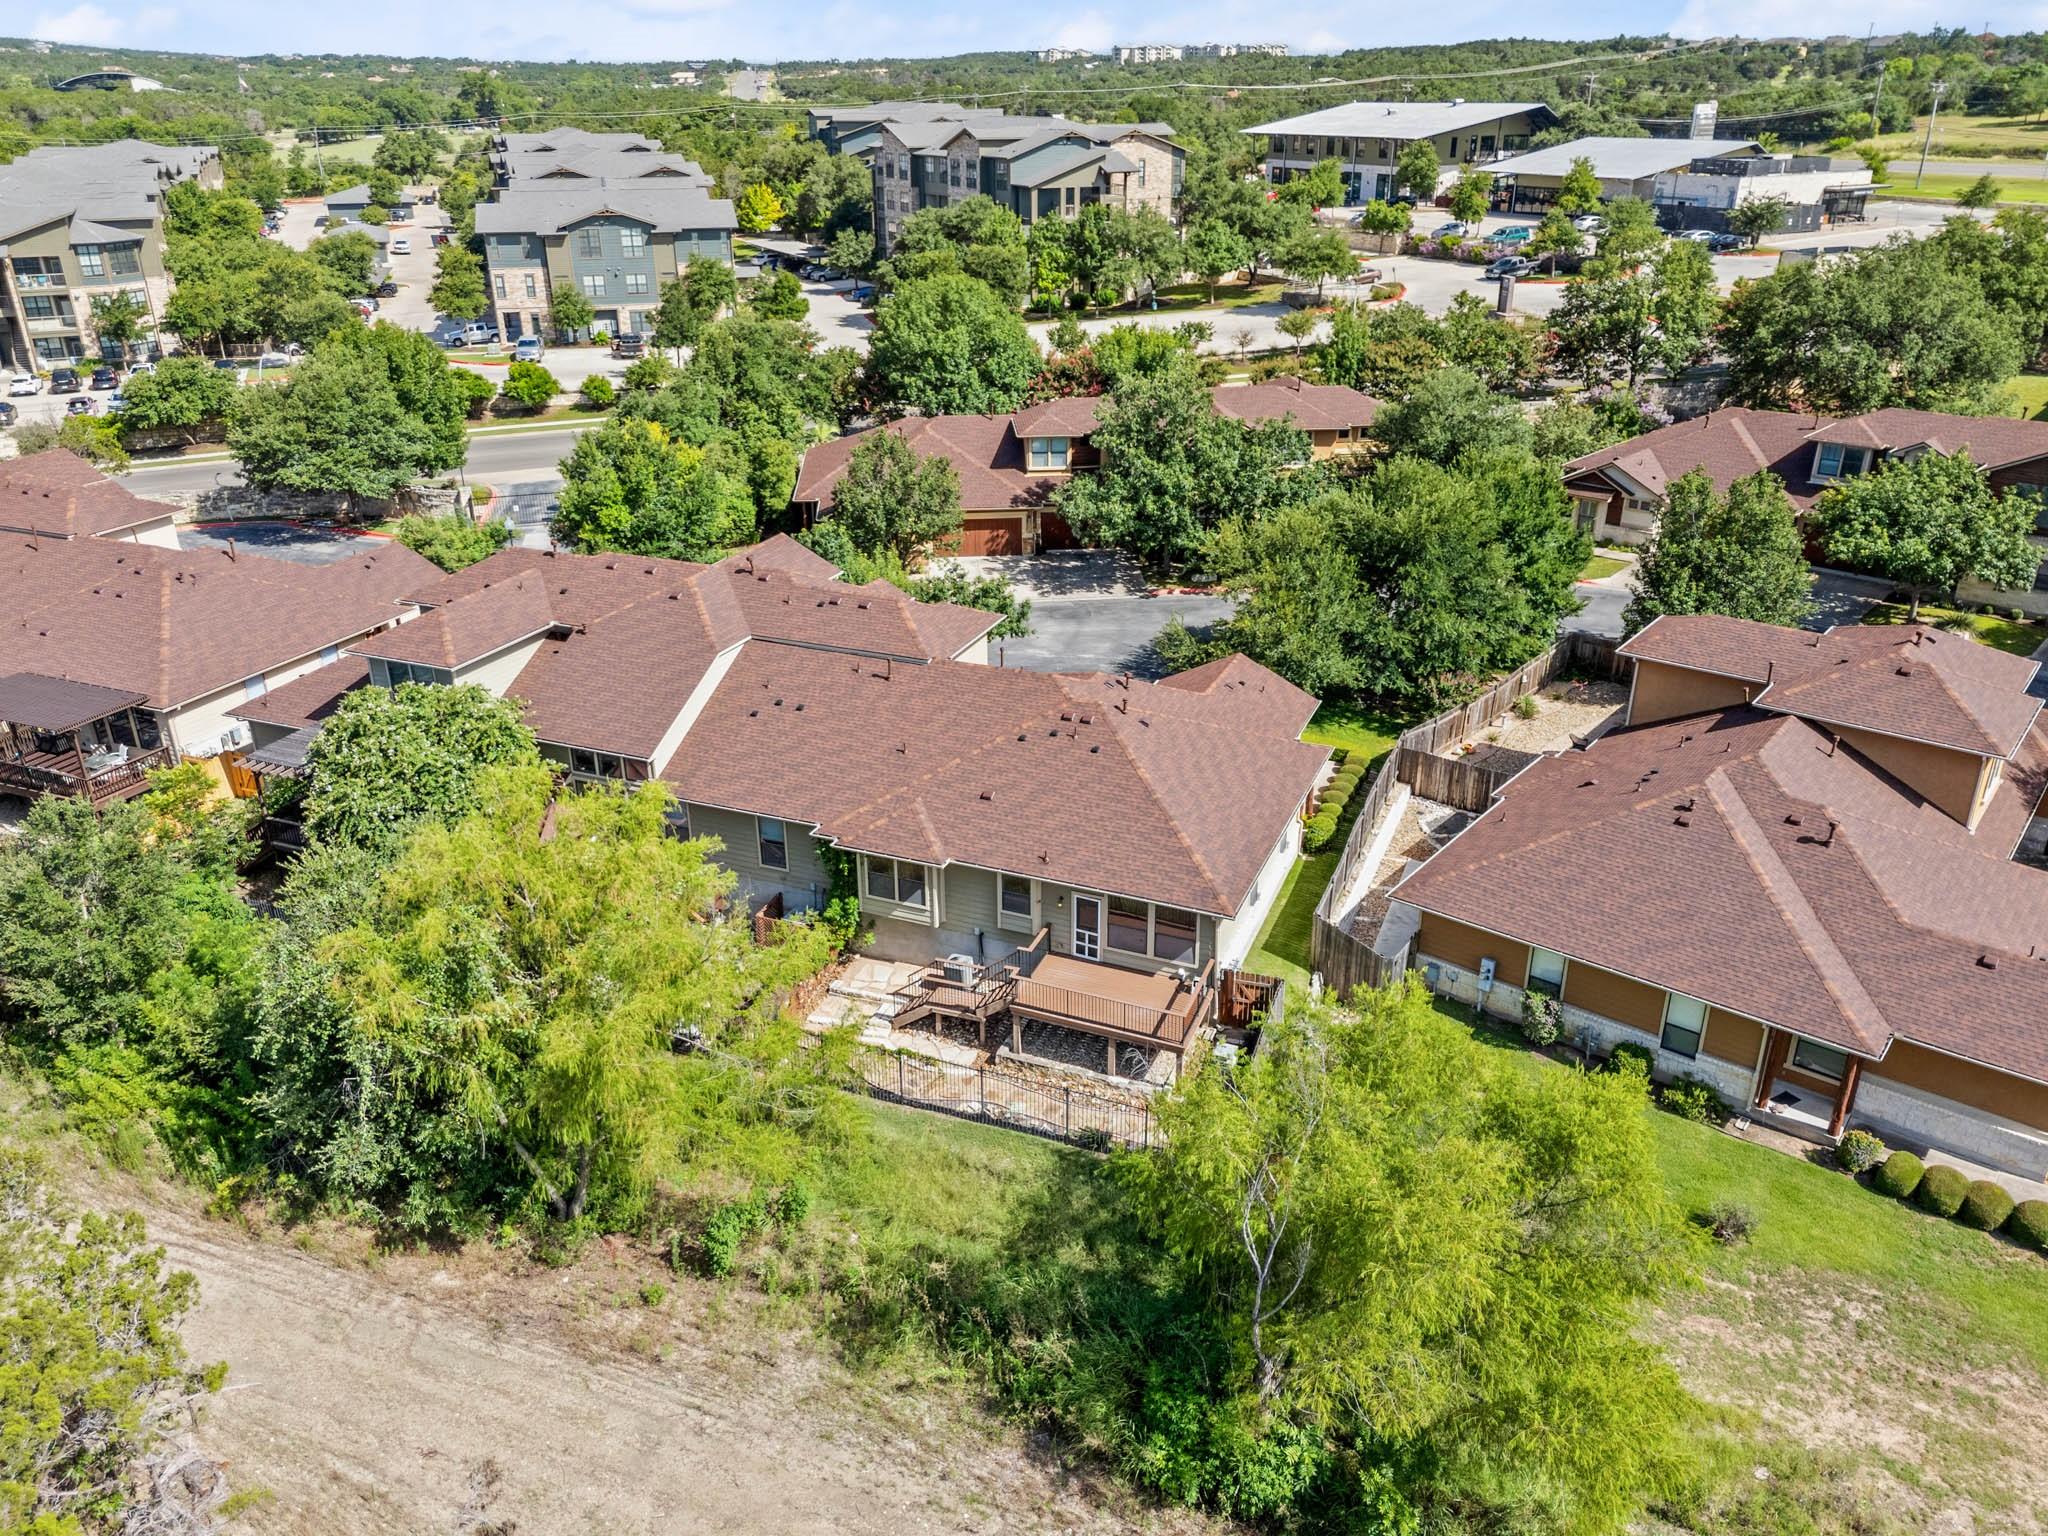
[1244,100,1555,206]
[0,141,221,371]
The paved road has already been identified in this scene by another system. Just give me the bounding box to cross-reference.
[945,552,1236,676]
[117,422,594,500]
[1888,156,2048,182]
[177,520,387,565]
[1563,563,1890,641]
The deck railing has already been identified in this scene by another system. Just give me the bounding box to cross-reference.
[0,744,175,805]
[1014,955,1213,1045]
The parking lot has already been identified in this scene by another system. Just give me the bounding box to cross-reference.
[176,520,393,565]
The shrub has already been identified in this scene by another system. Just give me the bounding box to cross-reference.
[1520,991,1561,1046]
[2007,1199,2048,1251]
[1513,693,1539,720]
[700,1196,767,1277]
[772,1178,811,1227]
[1368,282,1398,301]
[1834,1128,1886,1174]
[1872,1150,1924,1199]
[639,1280,667,1306]
[1607,1041,1654,1079]
[2011,608,2027,623]
[1959,1179,2015,1231]
[579,374,615,408]
[1302,810,1341,852]
[1707,1201,1757,1247]
[1914,1164,1968,1217]
[621,354,673,391]
[1660,1076,1729,1125]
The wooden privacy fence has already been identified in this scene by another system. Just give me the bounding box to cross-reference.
[855,1049,1157,1150]
[1308,633,1627,998]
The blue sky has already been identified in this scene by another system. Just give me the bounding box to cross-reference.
[24,0,2024,66]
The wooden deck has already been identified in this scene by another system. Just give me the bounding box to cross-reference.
[1013,954,1207,1050]
[0,744,175,805]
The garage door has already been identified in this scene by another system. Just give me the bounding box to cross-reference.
[954,517,1024,556]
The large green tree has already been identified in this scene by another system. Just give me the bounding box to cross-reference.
[864,274,1040,417]
[428,241,489,321]
[1131,981,1695,1532]
[1055,355,1321,569]
[1622,469,1813,634]
[113,355,234,445]
[1394,139,1440,201]
[301,683,539,854]
[552,416,757,559]
[1809,451,2042,617]
[825,429,962,560]
[1369,364,1531,465]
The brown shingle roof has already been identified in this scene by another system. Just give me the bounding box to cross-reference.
[662,646,1325,915]
[0,450,180,539]
[1563,407,1829,508]
[1209,378,1380,432]
[227,654,370,730]
[354,569,561,668]
[1622,614,2042,758]
[0,671,148,730]
[0,534,434,709]
[1011,396,1105,436]
[1394,706,2048,1079]
[1809,409,2048,469]
[792,416,1067,515]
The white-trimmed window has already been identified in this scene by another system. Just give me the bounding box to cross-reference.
[74,244,104,278]
[619,226,648,257]
[625,273,650,295]
[523,273,537,299]
[1528,947,1566,998]
[1028,436,1069,471]
[1814,443,1871,482]
[757,817,788,870]
[865,857,927,907]
[576,228,603,258]
[493,274,507,297]
[579,273,605,297]
[370,658,452,688]
[1792,1038,1849,1081]
[242,675,268,701]
[1660,992,1707,1059]
[998,873,1032,929]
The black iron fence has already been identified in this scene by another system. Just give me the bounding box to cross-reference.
[854,1049,1158,1150]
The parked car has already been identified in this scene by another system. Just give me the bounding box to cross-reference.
[390,237,412,256]
[431,230,451,247]
[351,298,378,317]
[1706,231,1747,253]
[90,366,119,390]
[1431,221,1471,239]
[8,373,40,397]
[461,321,497,346]
[0,401,16,427]
[257,351,294,369]
[420,189,438,205]
[1673,228,1716,244]
[1571,213,1606,233]
[375,279,399,298]
[105,390,126,412]
[611,332,646,359]
[513,336,545,362]
[49,367,81,393]
[1353,266,1385,285]
[65,395,94,416]
[1482,255,1537,278]
[1492,225,1534,245]
[126,360,154,377]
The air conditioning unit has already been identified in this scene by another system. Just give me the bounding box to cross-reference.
[941,954,979,986]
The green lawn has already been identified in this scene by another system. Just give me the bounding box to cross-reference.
[1877,172,2048,207]
[2006,372,2048,421]
[1149,278,1287,311]
[1580,553,1630,582]
[1244,704,1403,986]
[1864,116,2048,159]
[1863,601,2043,657]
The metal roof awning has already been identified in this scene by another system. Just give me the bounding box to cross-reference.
[0,672,149,731]
[240,724,322,777]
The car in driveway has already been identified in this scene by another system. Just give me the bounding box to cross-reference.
[65,395,94,416]
[49,367,81,393]
[611,332,646,359]
[1482,255,1537,278]
[1707,231,1747,253]
[90,366,119,390]
[390,237,412,256]
[1572,213,1606,233]
[512,336,545,362]
[8,373,39,397]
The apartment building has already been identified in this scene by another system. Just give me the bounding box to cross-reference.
[473,130,734,341]
[0,140,221,371]
[1244,100,1555,206]
[1115,43,1182,63]
[830,103,1182,255]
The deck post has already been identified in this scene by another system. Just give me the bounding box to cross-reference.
[1106,1037,1115,1076]
[1011,1015,1021,1054]
[1828,1056,1863,1137]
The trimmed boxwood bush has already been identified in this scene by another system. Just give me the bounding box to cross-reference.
[1660,1076,1729,1125]
[1914,1163,1969,1217]
[1607,1041,1654,1079]
[1302,810,1341,852]
[1834,1128,1886,1174]
[1958,1179,2016,1232]
[2007,1199,2048,1251]
[1872,1150,1924,1199]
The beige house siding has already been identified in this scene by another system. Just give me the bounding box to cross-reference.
[1830,724,1988,828]
[680,801,832,910]
[451,635,550,698]
[1212,820,1301,967]
[1560,959,1665,1034]
[1627,659,1756,726]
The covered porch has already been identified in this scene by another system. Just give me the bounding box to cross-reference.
[1749,1026,1863,1145]
[0,672,175,807]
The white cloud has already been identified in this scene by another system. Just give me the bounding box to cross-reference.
[1048,10,1115,50]
[34,3,129,44]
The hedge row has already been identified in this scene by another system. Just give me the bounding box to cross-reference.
[1857,1139,2044,1251]
[1303,750,1364,853]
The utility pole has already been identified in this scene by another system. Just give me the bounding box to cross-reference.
[1868,28,1884,140]
[1915,80,1946,190]
[1582,72,1598,106]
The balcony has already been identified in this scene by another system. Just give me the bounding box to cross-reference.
[0,673,173,808]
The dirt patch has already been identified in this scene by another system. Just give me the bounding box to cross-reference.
[1660,1267,2048,1534]
[95,1183,1218,1536]
[1452,677,1628,756]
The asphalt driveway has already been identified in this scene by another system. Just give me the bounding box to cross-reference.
[178,520,391,566]
[943,551,1236,677]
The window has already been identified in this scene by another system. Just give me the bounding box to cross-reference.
[624,273,650,295]
[1028,436,1069,471]
[999,873,1032,927]
[576,228,603,259]
[1814,443,1871,481]
[74,244,104,278]
[321,645,340,664]
[1107,895,1149,953]
[109,243,141,276]
[1660,992,1707,1059]
[580,273,605,297]
[619,226,648,256]
[493,273,507,298]
[1792,1038,1850,1080]
[523,273,537,299]
[757,817,788,870]
[864,857,927,907]
[21,295,58,320]
[1152,906,1198,966]
[1137,158,1147,186]
[568,747,627,780]
[1528,947,1566,998]
[663,805,691,840]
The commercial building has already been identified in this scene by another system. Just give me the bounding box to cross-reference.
[0,140,221,371]
[1483,135,1877,230]
[1244,100,1557,206]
